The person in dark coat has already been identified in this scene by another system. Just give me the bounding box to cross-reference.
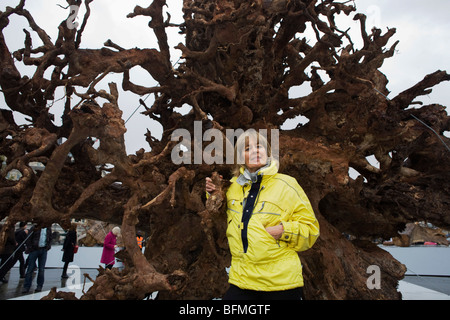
[14,222,28,278]
[0,226,17,283]
[61,224,77,278]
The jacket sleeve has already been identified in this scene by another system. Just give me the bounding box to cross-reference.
[47,227,52,250]
[103,233,115,249]
[280,181,319,252]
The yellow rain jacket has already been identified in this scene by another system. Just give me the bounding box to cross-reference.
[226,161,319,291]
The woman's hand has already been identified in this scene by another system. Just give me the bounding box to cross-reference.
[205,177,216,193]
[266,224,284,240]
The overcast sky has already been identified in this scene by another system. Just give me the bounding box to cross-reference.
[1,0,449,154]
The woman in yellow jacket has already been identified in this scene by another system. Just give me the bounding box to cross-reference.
[206,129,319,300]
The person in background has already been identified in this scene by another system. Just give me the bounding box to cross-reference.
[22,225,52,293]
[0,226,17,283]
[14,222,28,279]
[100,226,120,269]
[136,232,144,251]
[206,130,319,300]
[61,224,77,279]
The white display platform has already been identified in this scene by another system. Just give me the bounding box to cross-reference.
[380,245,450,276]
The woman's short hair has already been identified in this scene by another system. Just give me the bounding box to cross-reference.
[112,226,121,236]
[232,129,275,177]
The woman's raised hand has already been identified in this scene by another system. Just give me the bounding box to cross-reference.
[205,177,216,193]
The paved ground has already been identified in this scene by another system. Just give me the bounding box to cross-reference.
[1,266,449,300]
[402,275,450,296]
[0,267,98,300]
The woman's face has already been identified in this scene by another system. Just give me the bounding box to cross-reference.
[243,136,268,172]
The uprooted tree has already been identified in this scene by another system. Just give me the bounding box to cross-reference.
[1,0,449,300]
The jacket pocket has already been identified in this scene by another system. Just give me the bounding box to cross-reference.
[251,200,283,227]
[245,216,288,263]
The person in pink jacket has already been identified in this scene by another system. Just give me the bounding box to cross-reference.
[100,227,120,269]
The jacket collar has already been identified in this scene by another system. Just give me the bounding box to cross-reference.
[236,159,279,186]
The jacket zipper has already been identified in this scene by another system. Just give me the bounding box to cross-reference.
[240,177,263,253]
